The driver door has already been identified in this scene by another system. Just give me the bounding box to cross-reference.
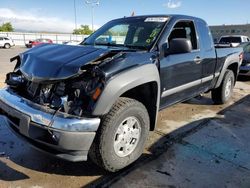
[159,20,203,108]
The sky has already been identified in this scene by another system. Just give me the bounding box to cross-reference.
[0,0,250,33]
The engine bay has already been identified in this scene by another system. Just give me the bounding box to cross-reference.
[6,65,105,117]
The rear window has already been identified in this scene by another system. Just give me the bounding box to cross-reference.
[219,37,241,43]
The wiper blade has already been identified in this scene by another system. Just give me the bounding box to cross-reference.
[94,42,120,47]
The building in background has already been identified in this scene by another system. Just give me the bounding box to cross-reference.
[210,24,250,43]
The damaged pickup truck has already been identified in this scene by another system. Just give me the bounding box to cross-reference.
[0,15,243,172]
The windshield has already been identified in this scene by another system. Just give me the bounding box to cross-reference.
[219,37,241,44]
[83,17,169,50]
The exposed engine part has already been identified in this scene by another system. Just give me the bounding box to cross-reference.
[64,66,105,116]
[27,82,39,98]
[6,62,105,116]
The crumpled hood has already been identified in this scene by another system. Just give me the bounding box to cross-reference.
[20,44,109,81]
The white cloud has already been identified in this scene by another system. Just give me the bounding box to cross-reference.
[163,0,182,9]
[0,8,87,33]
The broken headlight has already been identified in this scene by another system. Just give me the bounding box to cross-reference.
[5,72,25,87]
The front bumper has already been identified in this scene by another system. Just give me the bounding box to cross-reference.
[0,88,100,162]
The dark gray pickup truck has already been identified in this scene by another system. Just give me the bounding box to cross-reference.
[0,15,243,172]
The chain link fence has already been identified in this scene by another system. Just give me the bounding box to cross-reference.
[0,32,88,46]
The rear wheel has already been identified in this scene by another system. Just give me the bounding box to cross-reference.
[4,43,11,49]
[212,70,235,104]
[89,97,150,172]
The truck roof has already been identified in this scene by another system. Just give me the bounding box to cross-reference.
[112,14,206,23]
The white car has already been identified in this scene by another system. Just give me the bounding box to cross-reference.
[0,37,15,49]
[218,35,250,47]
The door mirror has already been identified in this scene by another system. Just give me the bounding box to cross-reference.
[163,38,192,56]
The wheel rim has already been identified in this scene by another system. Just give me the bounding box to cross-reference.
[5,44,10,49]
[113,116,141,157]
[225,77,232,98]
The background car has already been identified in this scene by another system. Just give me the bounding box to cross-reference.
[26,38,53,48]
[0,36,15,49]
[217,35,250,47]
[239,42,250,76]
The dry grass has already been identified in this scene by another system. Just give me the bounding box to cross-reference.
[0,75,5,88]
[0,82,5,88]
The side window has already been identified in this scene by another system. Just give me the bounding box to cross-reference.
[168,20,198,50]
[4,37,9,40]
[0,37,3,41]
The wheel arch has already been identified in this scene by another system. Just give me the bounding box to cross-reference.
[215,58,240,88]
[120,81,158,131]
[92,64,160,131]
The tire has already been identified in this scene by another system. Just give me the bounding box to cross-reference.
[89,97,150,172]
[4,43,11,49]
[212,70,235,104]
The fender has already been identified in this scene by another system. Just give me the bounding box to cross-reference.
[92,64,160,119]
[214,53,241,88]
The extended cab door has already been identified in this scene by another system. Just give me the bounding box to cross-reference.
[159,20,203,108]
[196,20,217,91]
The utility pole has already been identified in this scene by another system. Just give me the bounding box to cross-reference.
[74,0,77,30]
[85,0,100,32]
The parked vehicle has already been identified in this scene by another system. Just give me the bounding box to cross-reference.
[25,38,53,48]
[0,36,15,49]
[0,15,243,172]
[216,35,250,47]
[238,42,250,76]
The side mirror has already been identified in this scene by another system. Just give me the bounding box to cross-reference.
[163,38,192,56]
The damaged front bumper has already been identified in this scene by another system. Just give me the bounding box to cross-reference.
[0,88,100,162]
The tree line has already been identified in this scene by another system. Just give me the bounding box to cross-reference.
[0,22,94,34]
[0,22,14,32]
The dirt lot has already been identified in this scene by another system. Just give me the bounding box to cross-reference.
[0,47,250,188]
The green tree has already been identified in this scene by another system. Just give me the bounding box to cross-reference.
[73,25,93,35]
[0,22,14,32]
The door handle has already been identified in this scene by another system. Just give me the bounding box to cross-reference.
[194,56,202,64]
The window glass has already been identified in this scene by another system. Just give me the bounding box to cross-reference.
[0,37,3,40]
[168,20,198,50]
[95,24,129,45]
[219,37,241,43]
[84,17,168,50]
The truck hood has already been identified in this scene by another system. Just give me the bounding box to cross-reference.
[19,44,110,81]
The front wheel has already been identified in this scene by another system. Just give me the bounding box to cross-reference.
[212,70,235,104]
[4,43,11,49]
[89,97,150,172]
